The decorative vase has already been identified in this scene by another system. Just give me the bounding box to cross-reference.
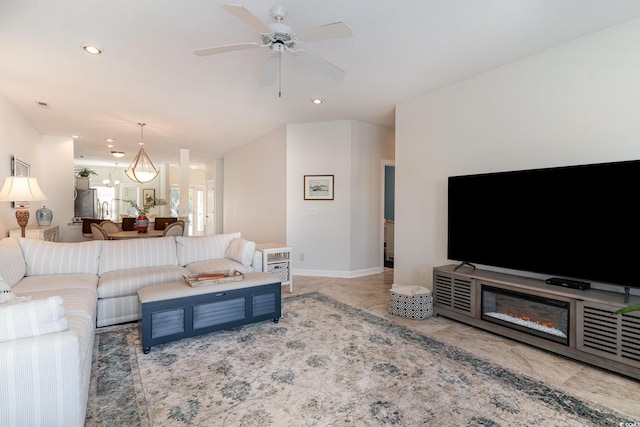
[36,205,53,226]
[136,214,149,233]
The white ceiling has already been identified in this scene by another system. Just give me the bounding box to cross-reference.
[2,1,640,167]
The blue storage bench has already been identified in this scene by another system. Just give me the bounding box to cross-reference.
[137,272,281,353]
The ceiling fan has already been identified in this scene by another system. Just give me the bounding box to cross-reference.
[194,4,353,95]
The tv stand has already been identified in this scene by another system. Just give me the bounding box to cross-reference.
[433,265,640,380]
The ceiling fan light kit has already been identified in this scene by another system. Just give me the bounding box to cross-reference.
[194,4,352,96]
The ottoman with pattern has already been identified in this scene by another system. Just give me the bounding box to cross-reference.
[388,284,433,319]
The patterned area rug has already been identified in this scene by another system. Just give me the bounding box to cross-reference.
[85,292,629,426]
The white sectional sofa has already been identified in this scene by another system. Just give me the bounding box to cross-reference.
[0,232,261,427]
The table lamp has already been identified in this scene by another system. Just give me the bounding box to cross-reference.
[0,176,48,237]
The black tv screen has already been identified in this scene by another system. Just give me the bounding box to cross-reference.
[447,159,640,289]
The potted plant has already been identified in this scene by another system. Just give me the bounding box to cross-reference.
[74,166,97,178]
[115,198,166,233]
[74,166,98,190]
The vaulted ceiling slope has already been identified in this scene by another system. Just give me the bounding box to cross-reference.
[2,1,640,166]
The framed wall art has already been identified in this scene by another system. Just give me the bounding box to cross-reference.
[12,156,30,177]
[11,156,30,208]
[304,175,334,200]
[143,188,155,207]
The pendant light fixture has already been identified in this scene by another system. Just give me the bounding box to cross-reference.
[125,123,158,184]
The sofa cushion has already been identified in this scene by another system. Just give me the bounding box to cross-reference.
[98,237,179,275]
[225,238,256,268]
[186,258,254,275]
[0,238,26,287]
[98,265,189,299]
[14,288,97,323]
[19,239,101,276]
[0,296,68,343]
[176,232,241,266]
[12,273,99,294]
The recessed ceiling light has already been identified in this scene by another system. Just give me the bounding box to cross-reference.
[312,98,324,105]
[106,138,114,143]
[72,135,79,139]
[111,151,125,158]
[82,45,102,55]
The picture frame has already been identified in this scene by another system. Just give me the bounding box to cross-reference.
[304,175,334,200]
[11,156,30,208]
[12,156,30,177]
[143,188,155,208]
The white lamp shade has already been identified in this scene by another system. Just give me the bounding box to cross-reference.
[0,176,48,202]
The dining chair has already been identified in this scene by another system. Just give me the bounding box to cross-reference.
[154,217,177,230]
[121,217,136,231]
[162,220,185,237]
[90,223,109,240]
[82,218,103,238]
[100,221,120,233]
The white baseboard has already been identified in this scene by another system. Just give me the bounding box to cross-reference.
[292,266,383,279]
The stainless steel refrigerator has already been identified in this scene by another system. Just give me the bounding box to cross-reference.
[74,188,98,218]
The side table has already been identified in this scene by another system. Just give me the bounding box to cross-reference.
[256,243,292,293]
[10,224,59,241]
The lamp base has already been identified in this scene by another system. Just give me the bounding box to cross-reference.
[16,206,29,238]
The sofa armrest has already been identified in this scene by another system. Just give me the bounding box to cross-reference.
[0,331,85,427]
[252,249,263,272]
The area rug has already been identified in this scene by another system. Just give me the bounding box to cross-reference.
[85,292,629,426]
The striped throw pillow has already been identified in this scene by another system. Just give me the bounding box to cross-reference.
[0,238,26,287]
[0,295,68,342]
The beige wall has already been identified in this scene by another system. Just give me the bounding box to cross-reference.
[286,120,394,277]
[395,17,640,290]
[223,119,394,277]
[0,93,45,238]
[223,127,287,243]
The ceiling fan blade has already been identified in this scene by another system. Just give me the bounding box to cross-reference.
[261,55,279,86]
[296,22,353,43]
[221,4,270,34]
[194,42,260,57]
[295,50,346,82]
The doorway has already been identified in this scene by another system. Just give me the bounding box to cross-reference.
[381,161,395,269]
[170,185,205,236]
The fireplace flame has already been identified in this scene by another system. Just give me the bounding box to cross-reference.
[507,312,554,329]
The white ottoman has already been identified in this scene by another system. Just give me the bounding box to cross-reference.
[388,284,433,319]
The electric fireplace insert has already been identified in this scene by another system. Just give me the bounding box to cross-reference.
[481,285,570,345]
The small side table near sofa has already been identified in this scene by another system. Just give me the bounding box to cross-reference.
[9,224,59,241]
[256,243,293,293]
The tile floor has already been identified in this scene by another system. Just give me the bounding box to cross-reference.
[285,270,640,421]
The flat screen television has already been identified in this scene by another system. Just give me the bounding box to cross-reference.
[447,159,640,289]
